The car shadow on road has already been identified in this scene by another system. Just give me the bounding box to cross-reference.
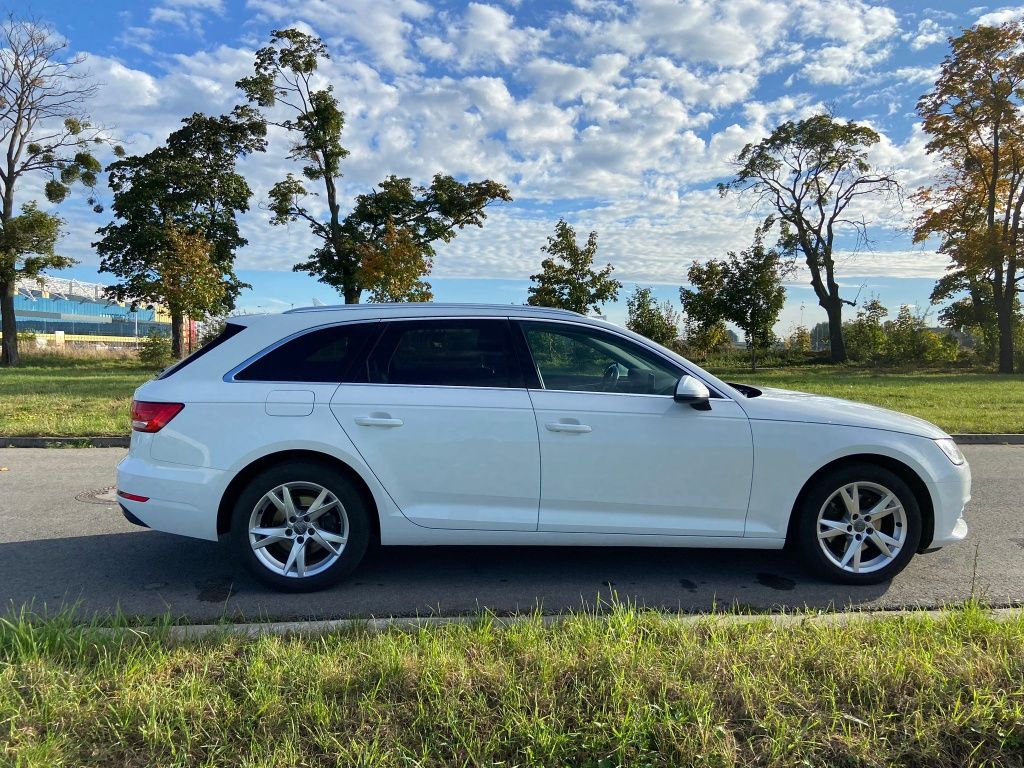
[0,529,891,621]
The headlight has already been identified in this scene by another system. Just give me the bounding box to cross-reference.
[934,438,965,465]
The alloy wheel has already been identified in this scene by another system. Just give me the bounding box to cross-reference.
[816,481,908,574]
[247,481,349,578]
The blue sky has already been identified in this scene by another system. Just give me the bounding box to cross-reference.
[23,0,1024,331]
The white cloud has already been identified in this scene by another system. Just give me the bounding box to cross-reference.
[976,6,1024,25]
[422,3,544,70]
[906,18,948,50]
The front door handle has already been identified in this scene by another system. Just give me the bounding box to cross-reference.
[545,422,592,434]
[355,416,404,428]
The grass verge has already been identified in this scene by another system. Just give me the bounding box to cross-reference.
[711,365,1024,434]
[2,604,1023,767]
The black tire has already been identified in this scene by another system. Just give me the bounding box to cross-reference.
[230,461,370,592]
[794,463,922,585]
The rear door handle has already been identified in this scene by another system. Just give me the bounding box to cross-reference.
[355,416,404,428]
[545,422,592,434]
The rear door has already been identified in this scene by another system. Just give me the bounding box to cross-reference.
[330,318,541,531]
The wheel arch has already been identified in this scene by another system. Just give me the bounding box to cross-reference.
[784,453,935,553]
[217,449,381,544]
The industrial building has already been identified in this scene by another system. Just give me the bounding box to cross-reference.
[9,275,172,348]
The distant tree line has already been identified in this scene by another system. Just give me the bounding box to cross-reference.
[2,14,1022,371]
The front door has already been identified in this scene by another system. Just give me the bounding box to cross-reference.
[518,320,753,536]
[330,318,540,531]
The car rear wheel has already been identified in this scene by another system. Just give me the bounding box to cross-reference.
[794,463,922,585]
[230,462,370,592]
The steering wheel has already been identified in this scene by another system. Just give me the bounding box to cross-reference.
[601,362,621,391]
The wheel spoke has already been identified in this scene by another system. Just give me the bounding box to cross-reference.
[311,529,342,556]
[839,538,858,568]
[838,484,859,516]
[295,542,306,577]
[283,540,301,575]
[851,542,862,572]
[307,489,339,522]
[870,531,893,558]
[818,519,849,539]
[250,526,290,549]
[316,530,348,546]
[867,495,901,522]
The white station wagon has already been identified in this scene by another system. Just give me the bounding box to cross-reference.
[118,303,970,592]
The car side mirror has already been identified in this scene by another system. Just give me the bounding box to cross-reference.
[674,374,712,410]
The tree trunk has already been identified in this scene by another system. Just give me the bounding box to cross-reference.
[995,296,1011,374]
[823,297,847,363]
[0,279,19,367]
[171,310,185,360]
[343,283,360,304]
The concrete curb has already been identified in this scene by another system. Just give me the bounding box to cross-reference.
[951,434,1024,445]
[0,436,130,448]
[116,606,1022,644]
[2,434,1023,449]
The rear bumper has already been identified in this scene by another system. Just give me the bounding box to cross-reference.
[116,454,227,541]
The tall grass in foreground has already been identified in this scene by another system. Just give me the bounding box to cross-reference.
[2,605,1022,767]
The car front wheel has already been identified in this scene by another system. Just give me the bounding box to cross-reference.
[230,462,370,592]
[794,463,922,585]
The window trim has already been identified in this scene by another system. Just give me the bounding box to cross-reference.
[513,318,729,400]
[223,319,382,384]
[157,322,246,380]
[362,317,526,390]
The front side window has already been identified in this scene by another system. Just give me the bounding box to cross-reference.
[234,323,375,383]
[520,321,681,395]
[367,319,521,388]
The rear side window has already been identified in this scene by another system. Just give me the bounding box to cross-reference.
[366,319,522,388]
[157,323,245,380]
[235,323,375,383]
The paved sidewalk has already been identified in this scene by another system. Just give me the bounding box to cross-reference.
[1,446,1022,622]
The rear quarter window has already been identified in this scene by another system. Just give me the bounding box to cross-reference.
[234,323,375,383]
[157,323,245,380]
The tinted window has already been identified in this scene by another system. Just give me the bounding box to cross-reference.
[235,323,374,383]
[367,320,521,388]
[521,322,680,395]
[157,323,245,380]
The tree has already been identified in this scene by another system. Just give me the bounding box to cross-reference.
[720,114,900,363]
[158,223,228,355]
[96,108,265,357]
[680,221,790,370]
[294,173,512,302]
[527,219,620,314]
[915,21,1024,373]
[239,29,510,303]
[843,297,888,361]
[681,318,730,362]
[625,286,680,345]
[0,15,115,366]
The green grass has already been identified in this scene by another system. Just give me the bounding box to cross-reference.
[709,365,1024,434]
[0,353,154,437]
[2,354,1024,435]
[1,605,1022,767]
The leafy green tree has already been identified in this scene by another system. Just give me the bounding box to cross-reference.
[883,306,959,364]
[720,114,899,363]
[295,173,511,302]
[680,222,790,370]
[625,286,680,345]
[96,108,265,358]
[787,325,812,354]
[527,219,620,314]
[681,318,730,362]
[915,21,1024,373]
[843,298,888,362]
[239,29,510,303]
[0,15,117,366]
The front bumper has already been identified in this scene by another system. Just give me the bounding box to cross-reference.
[924,460,971,549]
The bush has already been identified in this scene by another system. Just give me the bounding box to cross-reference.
[138,331,173,368]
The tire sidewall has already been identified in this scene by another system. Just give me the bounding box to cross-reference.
[230,462,370,592]
[796,464,922,585]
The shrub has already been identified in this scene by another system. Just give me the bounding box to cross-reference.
[139,331,173,368]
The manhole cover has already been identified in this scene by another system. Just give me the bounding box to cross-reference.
[75,486,118,505]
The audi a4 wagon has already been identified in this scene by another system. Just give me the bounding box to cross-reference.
[118,303,970,591]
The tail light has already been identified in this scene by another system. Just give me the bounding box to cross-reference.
[131,400,184,433]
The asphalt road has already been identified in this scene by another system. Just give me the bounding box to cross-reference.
[2,446,1022,622]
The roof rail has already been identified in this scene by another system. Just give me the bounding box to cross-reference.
[283,302,584,316]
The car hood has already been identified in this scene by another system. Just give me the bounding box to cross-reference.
[735,386,949,440]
